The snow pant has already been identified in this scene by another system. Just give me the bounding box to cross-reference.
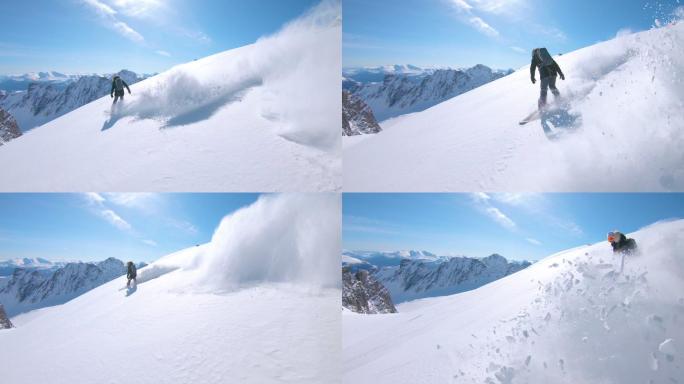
[539,75,560,108]
[127,277,136,287]
[113,90,125,104]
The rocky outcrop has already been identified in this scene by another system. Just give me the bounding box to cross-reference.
[0,107,21,145]
[343,267,397,314]
[0,304,13,329]
[342,90,382,136]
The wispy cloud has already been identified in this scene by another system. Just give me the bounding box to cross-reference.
[344,215,400,235]
[142,239,158,247]
[83,193,132,232]
[471,193,517,231]
[447,0,499,38]
[100,209,132,231]
[490,194,583,236]
[510,46,526,54]
[468,16,499,37]
[155,50,171,57]
[526,238,542,246]
[81,0,145,43]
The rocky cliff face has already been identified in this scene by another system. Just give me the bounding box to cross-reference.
[342,90,382,136]
[0,304,13,329]
[0,70,148,132]
[0,107,21,145]
[376,254,531,303]
[0,258,146,317]
[343,268,397,314]
[346,64,512,121]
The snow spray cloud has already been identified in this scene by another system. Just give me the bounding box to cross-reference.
[116,0,341,151]
[196,194,341,290]
[527,21,684,191]
[249,0,341,151]
[484,220,684,383]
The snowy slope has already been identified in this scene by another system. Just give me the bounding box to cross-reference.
[345,22,684,191]
[0,194,341,384]
[0,1,341,192]
[343,220,684,383]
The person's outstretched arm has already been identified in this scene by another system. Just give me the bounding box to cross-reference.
[530,56,538,84]
[110,81,115,97]
[554,61,565,80]
[123,80,131,94]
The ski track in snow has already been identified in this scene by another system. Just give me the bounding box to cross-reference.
[344,22,684,192]
[344,220,684,384]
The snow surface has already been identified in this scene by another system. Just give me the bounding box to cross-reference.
[0,194,342,383]
[344,22,684,191]
[343,220,684,383]
[0,0,341,192]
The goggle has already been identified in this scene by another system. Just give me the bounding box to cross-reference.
[607,232,617,242]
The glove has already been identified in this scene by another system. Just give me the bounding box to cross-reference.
[110,94,113,98]
[560,74,565,81]
[531,77,536,84]
[128,90,132,94]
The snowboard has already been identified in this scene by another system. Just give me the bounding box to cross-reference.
[519,109,542,125]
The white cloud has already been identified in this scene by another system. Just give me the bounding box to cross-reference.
[450,0,474,11]
[155,50,171,57]
[100,209,132,231]
[470,193,517,231]
[111,0,162,17]
[344,215,400,235]
[84,192,105,204]
[142,239,158,246]
[468,16,499,37]
[526,238,542,246]
[106,193,157,210]
[511,46,526,54]
[81,0,145,44]
[485,206,516,230]
[447,0,499,38]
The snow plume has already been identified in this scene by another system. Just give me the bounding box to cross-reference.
[114,0,340,150]
[483,220,684,383]
[249,0,341,150]
[195,194,340,290]
[530,21,684,190]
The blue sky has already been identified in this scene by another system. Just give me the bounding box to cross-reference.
[344,0,684,69]
[343,193,684,261]
[0,0,321,74]
[0,193,261,263]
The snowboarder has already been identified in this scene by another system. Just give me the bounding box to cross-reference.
[607,231,637,254]
[110,75,131,104]
[530,48,565,109]
[126,261,137,288]
[608,231,637,273]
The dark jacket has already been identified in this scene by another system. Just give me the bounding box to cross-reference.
[530,53,564,80]
[611,233,637,254]
[127,263,137,279]
[111,77,131,96]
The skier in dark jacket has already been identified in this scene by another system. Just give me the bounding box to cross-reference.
[110,75,131,104]
[530,47,565,109]
[126,261,137,288]
[607,231,637,254]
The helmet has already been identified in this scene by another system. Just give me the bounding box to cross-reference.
[607,231,621,243]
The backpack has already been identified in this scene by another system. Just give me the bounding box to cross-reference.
[534,48,555,67]
[114,77,124,92]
